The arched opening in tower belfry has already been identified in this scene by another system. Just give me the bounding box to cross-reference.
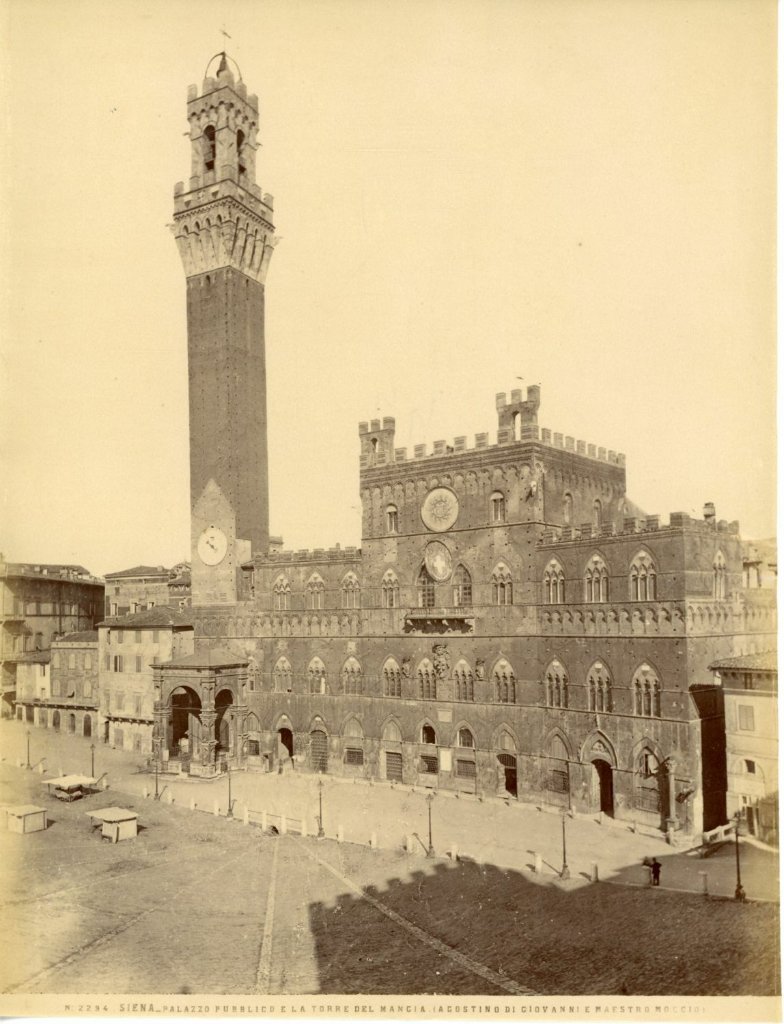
[203,125,216,172]
[512,410,521,440]
[236,129,246,178]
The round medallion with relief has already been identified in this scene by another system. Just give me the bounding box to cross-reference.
[424,541,453,582]
[421,487,459,532]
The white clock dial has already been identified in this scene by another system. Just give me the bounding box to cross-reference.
[197,525,228,566]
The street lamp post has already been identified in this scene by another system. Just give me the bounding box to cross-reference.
[426,791,435,857]
[226,765,233,819]
[317,777,325,838]
[560,811,570,879]
[734,810,746,901]
[25,729,31,770]
[90,743,95,778]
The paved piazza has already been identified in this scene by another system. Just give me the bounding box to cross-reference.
[0,722,779,996]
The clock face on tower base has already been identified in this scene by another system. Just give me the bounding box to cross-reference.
[191,480,243,606]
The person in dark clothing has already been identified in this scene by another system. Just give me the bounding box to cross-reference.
[650,858,662,886]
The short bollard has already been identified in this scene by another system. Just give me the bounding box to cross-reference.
[244,808,250,826]
[102,778,109,791]
[189,798,196,811]
[534,853,542,874]
[370,831,378,849]
[300,817,307,837]
[591,861,599,882]
[699,870,708,895]
[280,816,287,834]
[167,791,174,804]
[450,843,458,861]
[142,786,149,799]
[213,800,219,816]
[261,810,267,831]
[38,763,45,774]
[406,835,415,854]
[337,824,345,843]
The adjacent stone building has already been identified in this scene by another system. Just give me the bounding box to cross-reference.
[104,564,191,617]
[0,560,104,718]
[711,651,778,843]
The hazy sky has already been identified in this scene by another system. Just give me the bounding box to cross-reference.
[1,0,776,577]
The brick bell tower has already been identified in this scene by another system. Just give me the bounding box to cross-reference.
[172,54,277,604]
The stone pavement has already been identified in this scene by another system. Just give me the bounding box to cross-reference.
[1,719,778,902]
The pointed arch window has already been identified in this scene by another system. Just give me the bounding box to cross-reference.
[457,727,475,748]
[342,656,363,695]
[544,659,569,708]
[492,563,513,605]
[417,658,437,700]
[543,560,565,604]
[342,717,364,766]
[453,661,474,702]
[713,551,727,599]
[341,572,360,609]
[547,734,570,793]
[203,125,216,173]
[421,723,436,744]
[417,565,436,609]
[587,661,613,713]
[308,657,327,694]
[381,570,399,609]
[273,656,292,692]
[584,555,609,603]
[307,573,325,610]
[382,657,402,698]
[494,659,516,704]
[633,664,661,717]
[386,504,399,534]
[490,492,506,523]
[630,552,657,601]
[273,575,290,611]
[452,565,472,606]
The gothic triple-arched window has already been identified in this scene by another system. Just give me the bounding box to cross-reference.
[543,560,565,604]
[417,565,436,609]
[453,660,474,701]
[383,657,402,698]
[494,658,516,704]
[273,656,292,692]
[633,663,662,717]
[587,661,613,713]
[307,573,325,611]
[492,563,513,605]
[544,659,569,708]
[418,658,437,700]
[272,575,290,611]
[713,551,727,599]
[630,552,657,601]
[584,555,609,603]
[308,657,327,694]
[452,565,472,606]
[341,572,360,609]
[342,656,363,695]
[381,570,399,609]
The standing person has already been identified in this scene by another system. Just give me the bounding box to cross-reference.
[650,857,662,886]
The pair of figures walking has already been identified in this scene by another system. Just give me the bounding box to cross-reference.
[644,855,662,885]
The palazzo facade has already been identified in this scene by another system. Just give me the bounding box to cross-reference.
[143,55,776,837]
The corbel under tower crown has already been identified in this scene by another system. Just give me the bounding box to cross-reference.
[171,53,277,282]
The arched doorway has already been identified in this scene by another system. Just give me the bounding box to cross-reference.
[170,686,201,755]
[83,714,92,738]
[498,753,517,797]
[310,728,328,773]
[592,759,614,817]
[278,727,294,758]
[68,713,76,734]
[52,710,60,731]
